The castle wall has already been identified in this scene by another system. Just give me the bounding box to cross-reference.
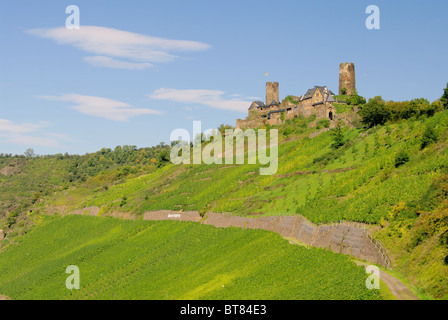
[315,104,326,118]
[236,118,267,130]
[268,113,282,126]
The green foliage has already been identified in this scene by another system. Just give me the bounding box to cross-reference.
[359,96,390,128]
[0,215,380,300]
[347,90,366,106]
[217,124,234,134]
[280,111,285,121]
[331,123,345,149]
[334,103,351,114]
[24,148,35,159]
[394,151,410,168]
[120,196,128,207]
[3,107,448,299]
[282,126,294,136]
[0,144,171,231]
[33,109,448,228]
[420,125,438,150]
[441,83,448,110]
[285,95,300,105]
[156,149,171,168]
[318,119,331,128]
[341,87,347,95]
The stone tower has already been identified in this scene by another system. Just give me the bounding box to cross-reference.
[266,82,279,105]
[339,63,356,95]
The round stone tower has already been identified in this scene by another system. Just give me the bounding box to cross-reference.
[339,63,356,95]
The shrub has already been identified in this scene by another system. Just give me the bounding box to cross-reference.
[318,119,330,128]
[420,126,438,150]
[120,196,128,207]
[331,123,344,149]
[283,126,294,136]
[359,96,390,128]
[347,90,366,106]
[395,151,410,168]
[441,83,448,110]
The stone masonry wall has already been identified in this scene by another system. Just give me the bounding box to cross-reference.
[139,210,391,268]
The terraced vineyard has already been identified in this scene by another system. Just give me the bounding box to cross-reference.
[46,110,448,225]
[0,215,380,300]
[2,109,448,299]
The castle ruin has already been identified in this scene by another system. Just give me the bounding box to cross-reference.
[266,82,279,106]
[339,62,356,95]
[236,62,356,129]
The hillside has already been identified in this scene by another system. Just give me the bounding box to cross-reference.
[1,105,448,299]
[0,215,380,300]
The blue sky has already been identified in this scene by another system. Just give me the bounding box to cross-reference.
[0,0,447,155]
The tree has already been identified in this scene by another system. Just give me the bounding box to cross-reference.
[24,148,35,159]
[341,87,347,95]
[156,149,171,167]
[359,96,390,128]
[441,83,448,110]
[331,122,345,149]
[217,124,234,135]
[395,150,410,168]
[420,125,438,150]
[347,90,366,106]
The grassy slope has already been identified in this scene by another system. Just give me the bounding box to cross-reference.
[0,215,379,300]
[4,111,448,299]
[46,111,448,225]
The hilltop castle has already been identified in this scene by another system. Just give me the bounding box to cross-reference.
[236,62,356,129]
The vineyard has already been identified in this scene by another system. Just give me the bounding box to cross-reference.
[44,110,448,225]
[0,215,380,300]
[1,109,448,299]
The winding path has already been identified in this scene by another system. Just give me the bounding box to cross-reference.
[354,262,419,300]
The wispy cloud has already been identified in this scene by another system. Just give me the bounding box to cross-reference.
[149,89,251,113]
[40,94,163,121]
[0,119,47,134]
[83,56,153,70]
[0,119,62,147]
[27,26,211,69]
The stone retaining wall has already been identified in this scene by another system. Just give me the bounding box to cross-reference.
[68,208,390,268]
[141,211,391,268]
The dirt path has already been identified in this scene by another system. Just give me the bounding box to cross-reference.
[354,261,419,300]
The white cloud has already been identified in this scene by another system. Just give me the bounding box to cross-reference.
[27,26,211,69]
[149,88,251,113]
[83,56,153,70]
[40,94,163,121]
[247,96,263,101]
[0,119,47,134]
[0,119,61,147]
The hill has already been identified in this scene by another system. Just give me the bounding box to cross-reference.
[1,101,448,299]
[0,215,379,300]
